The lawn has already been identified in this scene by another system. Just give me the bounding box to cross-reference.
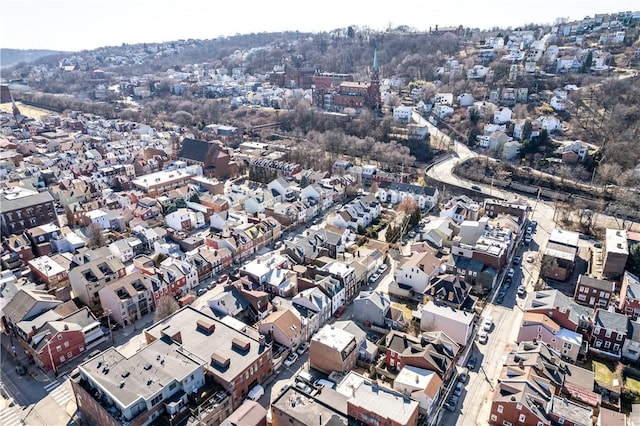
[626,376,640,395]
[592,360,616,386]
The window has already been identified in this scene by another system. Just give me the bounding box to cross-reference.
[516,402,522,410]
[605,330,612,338]
[57,335,63,340]
[595,340,602,348]
[614,344,620,352]
[594,326,601,334]
[537,422,544,426]
[169,383,177,390]
[600,291,606,298]
[616,334,623,341]
[56,345,62,352]
[558,418,564,425]
[503,421,512,426]
[604,341,611,349]
[79,345,84,352]
[64,341,69,348]
[67,351,73,358]
[518,414,526,423]
[491,414,497,422]
[577,294,587,301]
[497,405,503,413]
[59,355,65,362]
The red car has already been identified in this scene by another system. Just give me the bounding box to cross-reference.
[333,306,346,318]
[217,274,229,283]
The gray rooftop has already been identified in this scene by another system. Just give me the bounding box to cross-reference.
[595,309,629,334]
[78,339,200,409]
[145,306,269,383]
[0,188,54,213]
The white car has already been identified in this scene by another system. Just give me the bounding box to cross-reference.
[507,268,515,279]
[296,342,309,355]
[284,352,299,367]
[526,254,535,263]
[378,264,388,273]
[482,316,493,332]
[478,331,488,344]
[369,273,380,283]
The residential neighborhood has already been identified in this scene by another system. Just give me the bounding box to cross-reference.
[1,8,640,426]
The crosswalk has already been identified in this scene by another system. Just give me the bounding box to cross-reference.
[44,378,73,408]
[0,405,21,426]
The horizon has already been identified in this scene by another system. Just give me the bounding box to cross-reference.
[1,0,638,52]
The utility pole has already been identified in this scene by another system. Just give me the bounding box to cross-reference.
[46,334,58,377]
[103,309,115,345]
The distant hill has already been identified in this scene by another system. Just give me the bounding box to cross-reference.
[1,49,68,68]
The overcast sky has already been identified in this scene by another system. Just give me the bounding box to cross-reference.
[1,0,637,52]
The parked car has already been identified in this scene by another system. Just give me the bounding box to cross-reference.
[453,381,464,396]
[295,381,313,394]
[458,368,469,384]
[526,254,535,263]
[466,356,477,370]
[512,256,521,265]
[217,274,229,283]
[524,235,532,245]
[477,331,488,344]
[594,241,603,248]
[284,352,299,367]
[445,395,459,412]
[517,285,526,297]
[314,379,336,389]
[507,268,515,279]
[333,306,346,318]
[196,288,207,296]
[15,364,26,376]
[471,185,481,191]
[369,273,380,283]
[482,316,493,332]
[496,293,505,304]
[378,263,388,273]
[296,342,309,355]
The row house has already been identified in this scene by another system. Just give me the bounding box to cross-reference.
[292,287,332,331]
[26,307,104,373]
[384,330,459,382]
[258,308,304,350]
[0,187,58,236]
[331,195,381,231]
[300,182,336,212]
[69,257,127,312]
[321,261,357,303]
[98,272,155,326]
[440,195,480,225]
[376,181,439,210]
[516,312,583,362]
[28,255,69,290]
[524,290,593,334]
[1,288,63,336]
[391,249,443,302]
[591,308,629,359]
[574,275,615,309]
[619,271,640,318]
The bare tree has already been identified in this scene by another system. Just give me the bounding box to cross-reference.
[86,223,107,249]
[154,295,180,322]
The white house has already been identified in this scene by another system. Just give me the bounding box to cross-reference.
[502,140,522,160]
[457,93,474,107]
[108,239,135,264]
[622,320,640,363]
[415,301,476,346]
[393,106,414,122]
[376,182,439,210]
[550,95,567,111]
[537,115,562,133]
[467,65,489,79]
[85,209,110,229]
[493,107,512,125]
[434,93,454,106]
[394,366,442,414]
[165,208,205,232]
[433,105,454,119]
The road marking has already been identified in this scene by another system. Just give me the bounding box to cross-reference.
[0,407,21,426]
[50,386,72,406]
[44,379,61,392]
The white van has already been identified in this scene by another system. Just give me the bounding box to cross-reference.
[247,384,264,401]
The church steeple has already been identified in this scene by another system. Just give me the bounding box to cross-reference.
[373,48,379,73]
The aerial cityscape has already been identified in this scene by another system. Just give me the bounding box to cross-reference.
[1,5,640,426]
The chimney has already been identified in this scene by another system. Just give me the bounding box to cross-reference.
[259,335,266,348]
